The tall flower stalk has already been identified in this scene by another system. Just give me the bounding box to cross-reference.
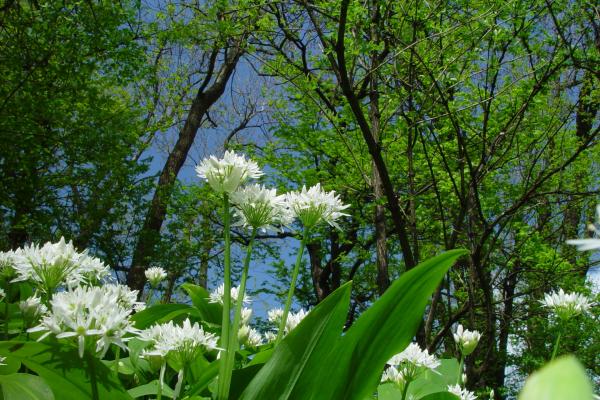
[224,228,257,389]
[196,151,263,400]
[217,194,233,400]
[276,229,309,344]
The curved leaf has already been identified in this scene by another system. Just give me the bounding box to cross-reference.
[182,283,222,325]
[240,282,352,399]
[0,373,54,400]
[322,249,467,399]
[131,304,200,329]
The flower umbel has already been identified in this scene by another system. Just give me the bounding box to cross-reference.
[10,237,110,293]
[208,283,251,306]
[541,288,592,320]
[230,184,293,232]
[195,150,263,194]
[268,307,308,335]
[447,384,477,400]
[453,324,481,356]
[285,184,349,229]
[28,285,138,358]
[145,266,167,288]
[139,319,219,365]
[387,343,440,382]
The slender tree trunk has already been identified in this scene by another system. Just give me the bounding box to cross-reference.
[127,43,245,293]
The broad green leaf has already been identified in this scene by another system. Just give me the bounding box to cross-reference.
[0,373,54,400]
[408,359,460,399]
[182,283,222,325]
[323,249,467,400]
[519,356,593,400]
[187,361,219,397]
[128,380,174,399]
[240,282,352,399]
[229,364,263,400]
[2,341,132,400]
[0,354,21,375]
[131,304,200,329]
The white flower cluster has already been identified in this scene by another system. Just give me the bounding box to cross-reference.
[195,150,263,194]
[7,237,109,293]
[139,318,219,365]
[453,324,481,356]
[447,384,477,400]
[196,152,349,232]
[567,205,600,251]
[236,307,263,347]
[208,283,251,306]
[541,288,592,319]
[286,184,349,230]
[230,184,293,232]
[145,266,167,287]
[267,308,308,336]
[382,343,440,384]
[19,295,47,323]
[29,285,139,358]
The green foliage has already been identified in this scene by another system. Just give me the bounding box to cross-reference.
[0,373,54,400]
[519,356,594,400]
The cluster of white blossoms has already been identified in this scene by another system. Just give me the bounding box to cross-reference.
[286,184,349,230]
[196,152,349,232]
[453,324,481,356]
[541,288,592,319]
[145,266,167,288]
[29,285,139,358]
[195,150,263,194]
[6,237,109,293]
[382,343,440,385]
[208,283,251,306]
[447,384,477,400]
[230,184,293,232]
[267,308,308,337]
[139,319,219,365]
[19,295,47,324]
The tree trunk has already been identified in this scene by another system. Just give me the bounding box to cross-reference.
[127,43,245,293]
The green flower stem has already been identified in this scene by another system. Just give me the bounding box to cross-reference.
[551,329,562,360]
[146,287,156,305]
[216,194,232,400]
[173,367,185,400]
[224,228,257,376]
[157,362,166,400]
[457,354,464,385]
[4,301,8,340]
[401,380,411,400]
[276,229,309,344]
[87,353,99,400]
[113,347,120,377]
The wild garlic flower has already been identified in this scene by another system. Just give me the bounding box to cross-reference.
[238,325,262,347]
[139,319,218,365]
[19,295,47,323]
[195,150,263,194]
[0,251,16,281]
[541,288,592,319]
[285,184,349,230]
[145,267,167,287]
[28,285,138,358]
[103,284,145,311]
[208,283,250,306]
[230,184,293,232]
[447,384,477,400]
[10,237,110,293]
[0,356,5,366]
[453,324,481,356]
[381,365,405,385]
[264,331,277,343]
[0,288,5,302]
[387,343,440,382]
[268,308,308,334]
[241,307,252,325]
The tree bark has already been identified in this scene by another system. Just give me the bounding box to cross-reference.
[127,42,245,293]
